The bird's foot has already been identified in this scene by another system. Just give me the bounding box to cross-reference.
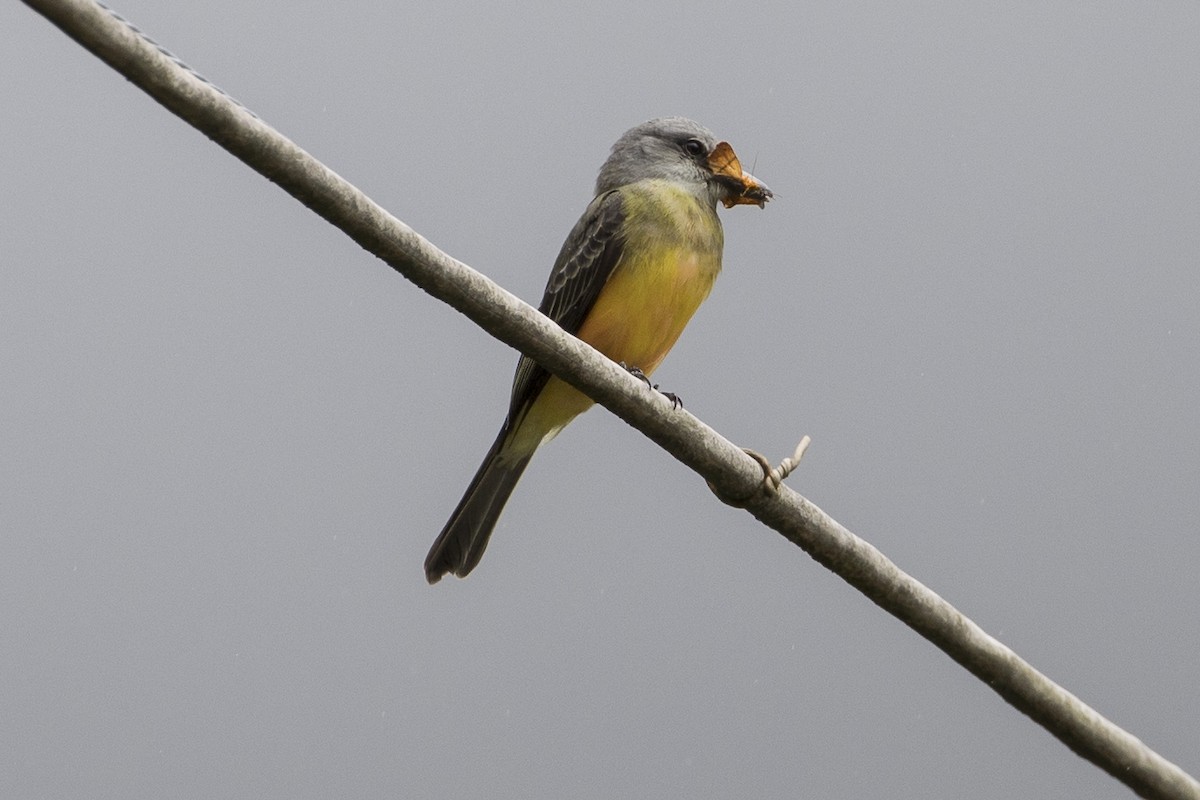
[620,363,682,408]
[620,362,652,389]
[652,385,683,410]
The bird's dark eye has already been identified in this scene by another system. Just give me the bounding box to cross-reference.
[682,138,707,156]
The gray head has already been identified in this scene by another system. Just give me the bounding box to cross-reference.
[594,117,772,209]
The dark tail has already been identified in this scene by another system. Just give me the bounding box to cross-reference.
[424,427,533,583]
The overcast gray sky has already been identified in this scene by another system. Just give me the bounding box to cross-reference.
[3,2,1198,798]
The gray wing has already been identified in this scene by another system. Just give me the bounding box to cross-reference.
[506,189,627,422]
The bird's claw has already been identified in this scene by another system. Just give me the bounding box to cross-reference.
[620,362,652,389]
[652,384,683,410]
[620,363,681,408]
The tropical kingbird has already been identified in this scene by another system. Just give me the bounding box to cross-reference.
[425,117,771,583]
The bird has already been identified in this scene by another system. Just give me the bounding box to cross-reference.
[425,116,771,583]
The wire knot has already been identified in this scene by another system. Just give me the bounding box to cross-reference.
[707,436,811,508]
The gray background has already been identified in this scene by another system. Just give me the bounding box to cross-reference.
[3,2,1198,798]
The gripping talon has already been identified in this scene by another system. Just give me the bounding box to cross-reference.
[651,384,683,410]
[620,362,652,389]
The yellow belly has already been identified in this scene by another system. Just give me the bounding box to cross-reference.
[509,243,720,453]
[576,247,716,373]
[505,180,726,455]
